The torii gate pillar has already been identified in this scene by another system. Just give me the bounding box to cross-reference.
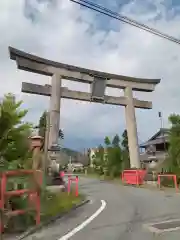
[124,87,140,168]
[49,73,61,148]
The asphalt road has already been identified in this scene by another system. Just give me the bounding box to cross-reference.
[24,177,180,240]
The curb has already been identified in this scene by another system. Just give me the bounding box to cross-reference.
[17,198,90,240]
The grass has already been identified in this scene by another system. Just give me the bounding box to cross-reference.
[41,190,84,221]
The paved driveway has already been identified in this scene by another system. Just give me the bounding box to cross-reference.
[25,177,180,239]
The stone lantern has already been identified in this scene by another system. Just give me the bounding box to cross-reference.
[29,133,44,170]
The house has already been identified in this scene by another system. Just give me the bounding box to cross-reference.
[68,162,84,172]
[139,128,169,168]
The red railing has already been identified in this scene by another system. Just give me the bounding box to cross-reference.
[122,169,146,186]
[67,175,79,197]
[0,170,42,233]
[157,174,178,191]
[122,170,179,192]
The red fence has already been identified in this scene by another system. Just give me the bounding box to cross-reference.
[0,170,42,233]
[122,169,146,186]
[67,175,79,197]
[157,174,178,191]
[122,170,179,191]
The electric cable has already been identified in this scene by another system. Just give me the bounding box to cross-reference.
[69,0,180,45]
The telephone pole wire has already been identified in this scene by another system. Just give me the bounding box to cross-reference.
[70,0,180,45]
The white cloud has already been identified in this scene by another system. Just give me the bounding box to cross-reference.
[1,0,180,148]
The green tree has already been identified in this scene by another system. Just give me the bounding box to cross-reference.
[122,130,129,152]
[108,146,123,177]
[121,129,130,169]
[107,134,123,177]
[104,136,111,146]
[112,134,120,147]
[95,145,104,174]
[0,93,32,170]
[166,114,180,175]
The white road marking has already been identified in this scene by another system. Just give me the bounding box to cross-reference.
[58,200,107,240]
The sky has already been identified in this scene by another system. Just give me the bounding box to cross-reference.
[1,0,180,151]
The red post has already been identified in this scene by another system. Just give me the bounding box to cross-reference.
[68,175,71,195]
[35,192,41,225]
[0,173,6,233]
[174,175,178,191]
[121,172,124,183]
[75,176,79,197]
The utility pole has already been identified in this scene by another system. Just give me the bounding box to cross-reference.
[158,111,166,153]
[158,112,163,129]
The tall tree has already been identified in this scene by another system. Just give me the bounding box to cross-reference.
[104,136,111,146]
[121,129,130,169]
[107,145,123,177]
[122,129,129,151]
[167,114,180,174]
[112,134,120,147]
[106,134,123,177]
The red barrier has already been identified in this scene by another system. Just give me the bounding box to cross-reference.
[122,169,146,186]
[157,174,178,191]
[67,175,79,197]
[60,171,65,178]
[0,170,42,233]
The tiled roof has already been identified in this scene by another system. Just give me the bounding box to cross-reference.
[139,128,169,148]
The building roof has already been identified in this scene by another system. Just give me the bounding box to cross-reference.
[139,128,169,148]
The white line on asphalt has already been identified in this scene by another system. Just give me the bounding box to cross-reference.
[58,200,107,240]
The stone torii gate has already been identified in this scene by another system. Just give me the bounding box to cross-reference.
[9,47,160,168]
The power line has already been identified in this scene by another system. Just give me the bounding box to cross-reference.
[69,0,180,45]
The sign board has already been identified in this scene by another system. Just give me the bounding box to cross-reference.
[91,76,106,102]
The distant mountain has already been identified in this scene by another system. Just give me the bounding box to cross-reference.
[61,147,80,157]
[61,147,89,165]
